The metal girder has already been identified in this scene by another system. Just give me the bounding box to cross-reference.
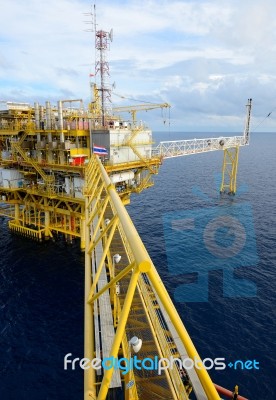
[112,103,170,123]
[152,135,246,159]
[153,99,252,162]
[84,154,221,400]
[220,146,240,194]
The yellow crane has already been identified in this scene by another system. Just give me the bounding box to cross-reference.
[112,102,171,123]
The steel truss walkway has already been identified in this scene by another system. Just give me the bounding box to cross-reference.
[152,99,252,195]
[84,155,221,400]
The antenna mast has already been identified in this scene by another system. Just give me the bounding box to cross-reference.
[94,5,113,127]
[244,98,252,144]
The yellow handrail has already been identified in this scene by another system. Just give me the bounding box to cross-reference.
[85,155,220,400]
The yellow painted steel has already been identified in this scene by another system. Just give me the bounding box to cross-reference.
[70,148,90,157]
[84,155,221,400]
[2,99,249,250]
[11,136,55,190]
[8,220,46,240]
[97,157,220,399]
[220,146,240,194]
[88,262,135,304]
[137,275,189,400]
[0,102,163,248]
[88,217,119,296]
[0,100,251,399]
[120,331,139,400]
[84,194,96,400]
[96,266,141,400]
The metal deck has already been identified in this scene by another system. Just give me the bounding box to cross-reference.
[92,212,121,388]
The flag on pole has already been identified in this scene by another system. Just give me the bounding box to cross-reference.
[93,145,108,156]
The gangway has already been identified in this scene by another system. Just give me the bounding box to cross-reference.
[153,99,252,194]
[84,154,222,400]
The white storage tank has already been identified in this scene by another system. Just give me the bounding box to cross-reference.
[73,177,84,198]
[1,169,24,188]
[64,176,72,195]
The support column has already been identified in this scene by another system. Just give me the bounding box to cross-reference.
[220,146,240,195]
[14,203,20,224]
[80,216,86,251]
[39,105,45,162]
[44,211,50,238]
[44,198,50,238]
[46,101,53,163]
[84,196,96,400]
[39,105,45,130]
[58,101,65,164]
[97,267,141,400]
[35,102,42,163]
[34,102,40,130]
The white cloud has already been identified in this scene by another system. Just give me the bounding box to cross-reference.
[0,0,276,131]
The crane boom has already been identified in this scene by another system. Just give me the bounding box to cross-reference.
[112,102,170,122]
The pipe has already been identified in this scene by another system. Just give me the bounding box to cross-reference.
[34,102,40,129]
[61,99,83,106]
[84,196,96,400]
[45,101,52,131]
[243,98,252,145]
[39,105,44,130]
[57,101,64,142]
[214,383,249,400]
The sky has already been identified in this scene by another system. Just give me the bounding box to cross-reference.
[1,0,276,132]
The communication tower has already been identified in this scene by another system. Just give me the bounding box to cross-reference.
[94,7,113,126]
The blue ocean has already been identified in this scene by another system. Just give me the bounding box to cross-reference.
[1,131,275,399]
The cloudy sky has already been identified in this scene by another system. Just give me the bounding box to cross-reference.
[1,0,276,132]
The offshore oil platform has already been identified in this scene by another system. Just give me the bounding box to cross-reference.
[0,15,252,400]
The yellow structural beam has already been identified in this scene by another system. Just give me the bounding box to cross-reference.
[98,157,220,399]
[220,146,240,194]
[96,264,149,400]
[84,194,96,400]
[87,261,135,304]
[87,216,119,296]
[84,155,221,400]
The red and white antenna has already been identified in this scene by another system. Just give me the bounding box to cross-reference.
[93,5,113,126]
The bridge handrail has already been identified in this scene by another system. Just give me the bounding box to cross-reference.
[88,155,220,400]
[152,135,247,158]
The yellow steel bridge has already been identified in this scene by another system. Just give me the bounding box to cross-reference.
[84,154,220,399]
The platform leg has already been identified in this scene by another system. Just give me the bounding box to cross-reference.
[220,146,239,195]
